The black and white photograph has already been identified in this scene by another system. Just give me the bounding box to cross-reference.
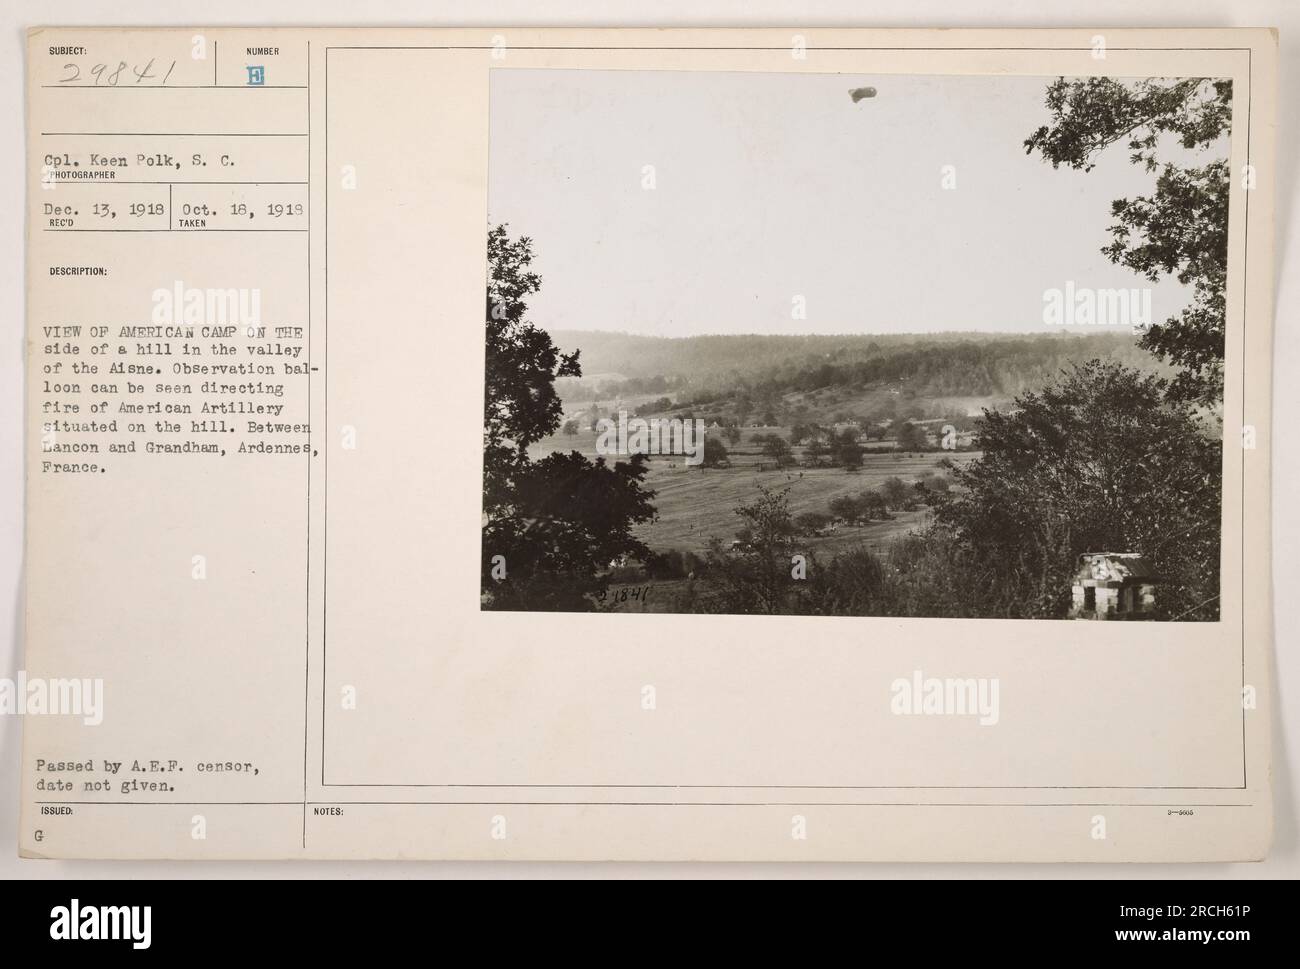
[482,70,1230,620]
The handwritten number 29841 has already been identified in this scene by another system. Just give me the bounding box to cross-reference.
[59,59,178,86]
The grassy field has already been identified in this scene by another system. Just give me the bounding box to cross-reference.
[530,425,980,555]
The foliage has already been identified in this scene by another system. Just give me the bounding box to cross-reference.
[701,436,729,467]
[754,433,794,467]
[829,428,864,470]
[702,486,800,614]
[794,512,834,535]
[482,226,658,610]
[802,437,828,467]
[937,361,1221,618]
[895,421,927,451]
[551,330,1159,408]
[1025,78,1232,404]
[880,476,911,509]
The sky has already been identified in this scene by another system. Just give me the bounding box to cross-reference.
[487,69,1222,338]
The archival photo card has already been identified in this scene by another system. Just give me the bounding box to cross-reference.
[20,27,1275,861]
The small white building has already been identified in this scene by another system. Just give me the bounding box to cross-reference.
[1070,552,1159,620]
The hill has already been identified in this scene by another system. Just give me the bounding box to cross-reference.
[550,329,1164,423]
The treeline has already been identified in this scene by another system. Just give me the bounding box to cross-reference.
[550,330,1161,402]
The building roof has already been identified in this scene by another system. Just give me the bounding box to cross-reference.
[1074,552,1158,584]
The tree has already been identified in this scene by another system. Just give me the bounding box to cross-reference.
[645,548,687,580]
[938,360,1221,619]
[803,437,828,467]
[481,226,658,610]
[701,435,729,468]
[880,476,910,509]
[803,546,889,617]
[794,512,833,535]
[562,419,579,437]
[483,224,576,503]
[1025,78,1232,404]
[759,433,793,468]
[915,471,951,500]
[829,494,863,523]
[723,424,742,445]
[895,421,926,451]
[858,489,890,519]
[837,440,864,472]
[830,428,863,470]
[705,486,800,614]
[635,396,674,416]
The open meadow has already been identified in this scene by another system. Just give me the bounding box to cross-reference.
[531,424,980,557]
